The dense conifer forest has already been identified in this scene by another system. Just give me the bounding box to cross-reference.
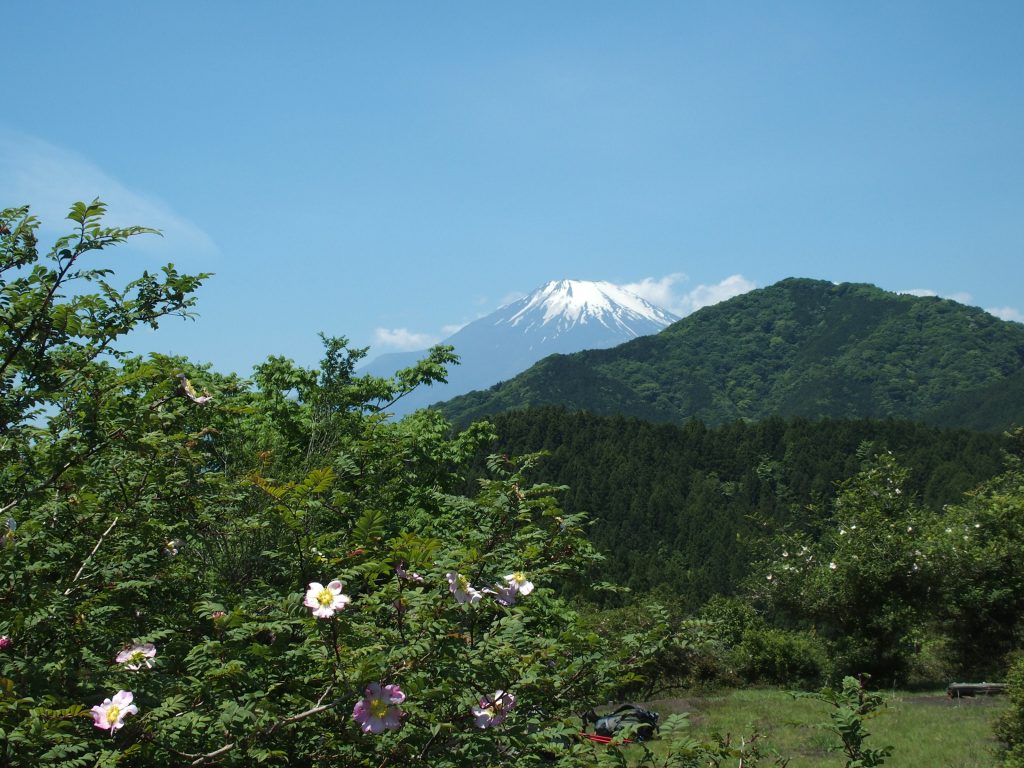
[475,408,1009,605]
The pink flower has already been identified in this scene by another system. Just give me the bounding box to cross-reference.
[352,682,405,734]
[115,643,157,670]
[91,690,139,733]
[0,635,10,650]
[473,689,515,728]
[304,580,352,619]
[505,571,534,596]
[446,572,482,604]
[395,563,424,583]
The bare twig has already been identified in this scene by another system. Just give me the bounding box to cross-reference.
[179,689,340,766]
[63,516,118,595]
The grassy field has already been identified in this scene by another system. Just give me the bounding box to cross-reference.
[617,688,1007,767]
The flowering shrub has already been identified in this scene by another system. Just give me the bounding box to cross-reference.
[751,443,1024,683]
[0,202,646,767]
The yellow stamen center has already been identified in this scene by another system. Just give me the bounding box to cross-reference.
[317,588,334,607]
[107,705,120,724]
[370,699,389,719]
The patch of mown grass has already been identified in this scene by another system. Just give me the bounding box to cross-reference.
[626,688,1006,767]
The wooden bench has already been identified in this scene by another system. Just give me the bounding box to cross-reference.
[947,682,1008,698]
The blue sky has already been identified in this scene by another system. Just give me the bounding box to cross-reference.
[3,2,1022,374]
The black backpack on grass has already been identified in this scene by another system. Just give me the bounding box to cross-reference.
[585,704,660,741]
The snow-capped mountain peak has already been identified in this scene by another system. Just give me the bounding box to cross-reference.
[499,279,678,337]
[360,278,679,416]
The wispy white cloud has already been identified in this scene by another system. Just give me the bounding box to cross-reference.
[899,288,974,304]
[987,306,1024,323]
[441,322,468,336]
[496,290,528,308]
[372,327,440,351]
[0,129,216,256]
[622,272,756,316]
[621,272,689,313]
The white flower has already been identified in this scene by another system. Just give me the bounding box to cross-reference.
[829,562,837,570]
[303,580,351,619]
[504,571,534,596]
[115,643,157,670]
[446,572,482,604]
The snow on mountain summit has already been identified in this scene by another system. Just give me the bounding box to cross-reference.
[360,278,679,416]
[499,279,678,337]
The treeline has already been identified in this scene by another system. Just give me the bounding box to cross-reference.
[441,278,1024,431]
[474,407,1009,606]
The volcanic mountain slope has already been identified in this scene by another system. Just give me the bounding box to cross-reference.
[361,279,679,415]
[437,278,1024,431]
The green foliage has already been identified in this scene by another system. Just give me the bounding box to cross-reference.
[753,440,1024,683]
[996,655,1024,767]
[0,202,665,767]
[927,432,1024,675]
[474,407,1006,607]
[580,601,722,698]
[753,452,931,682]
[440,278,1024,431]
[733,628,828,689]
[798,676,892,768]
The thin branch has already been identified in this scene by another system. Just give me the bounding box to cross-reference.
[63,516,118,595]
[180,690,340,766]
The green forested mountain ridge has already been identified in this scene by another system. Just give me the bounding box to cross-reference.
[440,278,1024,430]
[474,408,1009,605]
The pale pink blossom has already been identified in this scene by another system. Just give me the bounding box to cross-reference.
[304,580,352,618]
[395,563,424,583]
[473,689,515,728]
[115,643,157,670]
[487,585,519,607]
[178,374,213,404]
[352,682,405,734]
[91,690,138,733]
[446,572,482,604]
